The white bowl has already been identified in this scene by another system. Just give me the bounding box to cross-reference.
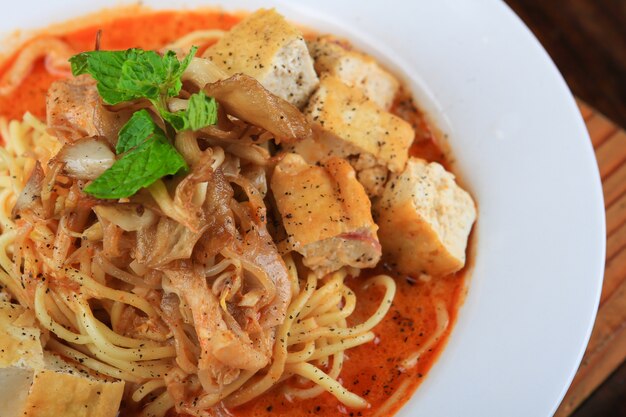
[0,1,606,416]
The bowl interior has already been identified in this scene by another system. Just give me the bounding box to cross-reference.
[0,1,606,416]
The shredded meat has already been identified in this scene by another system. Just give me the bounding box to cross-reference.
[164,264,271,390]
[12,161,44,219]
[203,74,313,144]
[46,75,132,145]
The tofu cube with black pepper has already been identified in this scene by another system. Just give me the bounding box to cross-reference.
[271,153,381,276]
[307,35,399,110]
[376,158,476,277]
[0,301,124,417]
[203,9,319,108]
[295,75,414,197]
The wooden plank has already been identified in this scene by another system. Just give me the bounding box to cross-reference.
[587,113,618,147]
[577,100,594,121]
[570,359,626,417]
[555,279,626,417]
[603,162,626,208]
[587,283,626,354]
[606,191,626,235]
[600,247,626,305]
[607,222,626,260]
[596,130,626,179]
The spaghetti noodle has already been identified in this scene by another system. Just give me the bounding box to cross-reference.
[0,112,397,416]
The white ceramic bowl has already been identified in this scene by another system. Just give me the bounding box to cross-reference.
[0,1,606,416]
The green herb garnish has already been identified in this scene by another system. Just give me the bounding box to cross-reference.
[84,110,187,199]
[70,46,220,199]
[115,109,158,154]
[69,46,215,132]
[161,92,218,132]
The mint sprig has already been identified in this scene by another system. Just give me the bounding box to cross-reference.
[84,110,187,199]
[115,110,158,154]
[70,46,221,199]
[69,46,214,132]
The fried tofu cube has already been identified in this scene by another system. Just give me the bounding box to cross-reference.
[17,360,124,417]
[0,301,44,369]
[376,158,476,277]
[307,36,399,109]
[349,153,389,198]
[295,75,413,197]
[302,75,413,174]
[0,301,124,417]
[271,154,381,275]
[290,137,390,198]
[203,9,319,108]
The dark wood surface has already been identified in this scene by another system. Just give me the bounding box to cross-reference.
[575,361,626,417]
[503,1,626,417]
[505,0,626,130]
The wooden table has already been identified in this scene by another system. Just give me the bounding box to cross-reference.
[554,101,626,416]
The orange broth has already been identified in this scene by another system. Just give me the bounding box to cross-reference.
[0,9,470,417]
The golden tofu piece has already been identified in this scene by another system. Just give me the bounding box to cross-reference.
[376,158,476,277]
[271,154,381,275]
[303,76,413,173]
[203,9,319,108]
[0,301,124,417]
[16,364,124,417]
[296,75,414,196]
[308,36,399,109]
[0,302,44,369]
[350,153,389,198]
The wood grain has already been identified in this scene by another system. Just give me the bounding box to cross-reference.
[607,225,626,260]
[606,192,626,235]
[571,354,626,416]
[554,101,626,417]
[557,284,626,416]
[596,131,626,179]
[586,112,617,148]
[602,162,626,207]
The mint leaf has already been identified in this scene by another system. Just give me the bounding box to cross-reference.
[187,93,218,130]
[70,47,216,134]
[69,47,197,105]
[69,53,89,75]
[70,50,136,104]
[87,110,188,199]
[160,110,189,132]
[84,131,187,199]
[160,93,218,131]
[116,109,159,154]
[70,47,212,199]
[117,50,163,101]
[116,48,198,101]
[162,48,197,97]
